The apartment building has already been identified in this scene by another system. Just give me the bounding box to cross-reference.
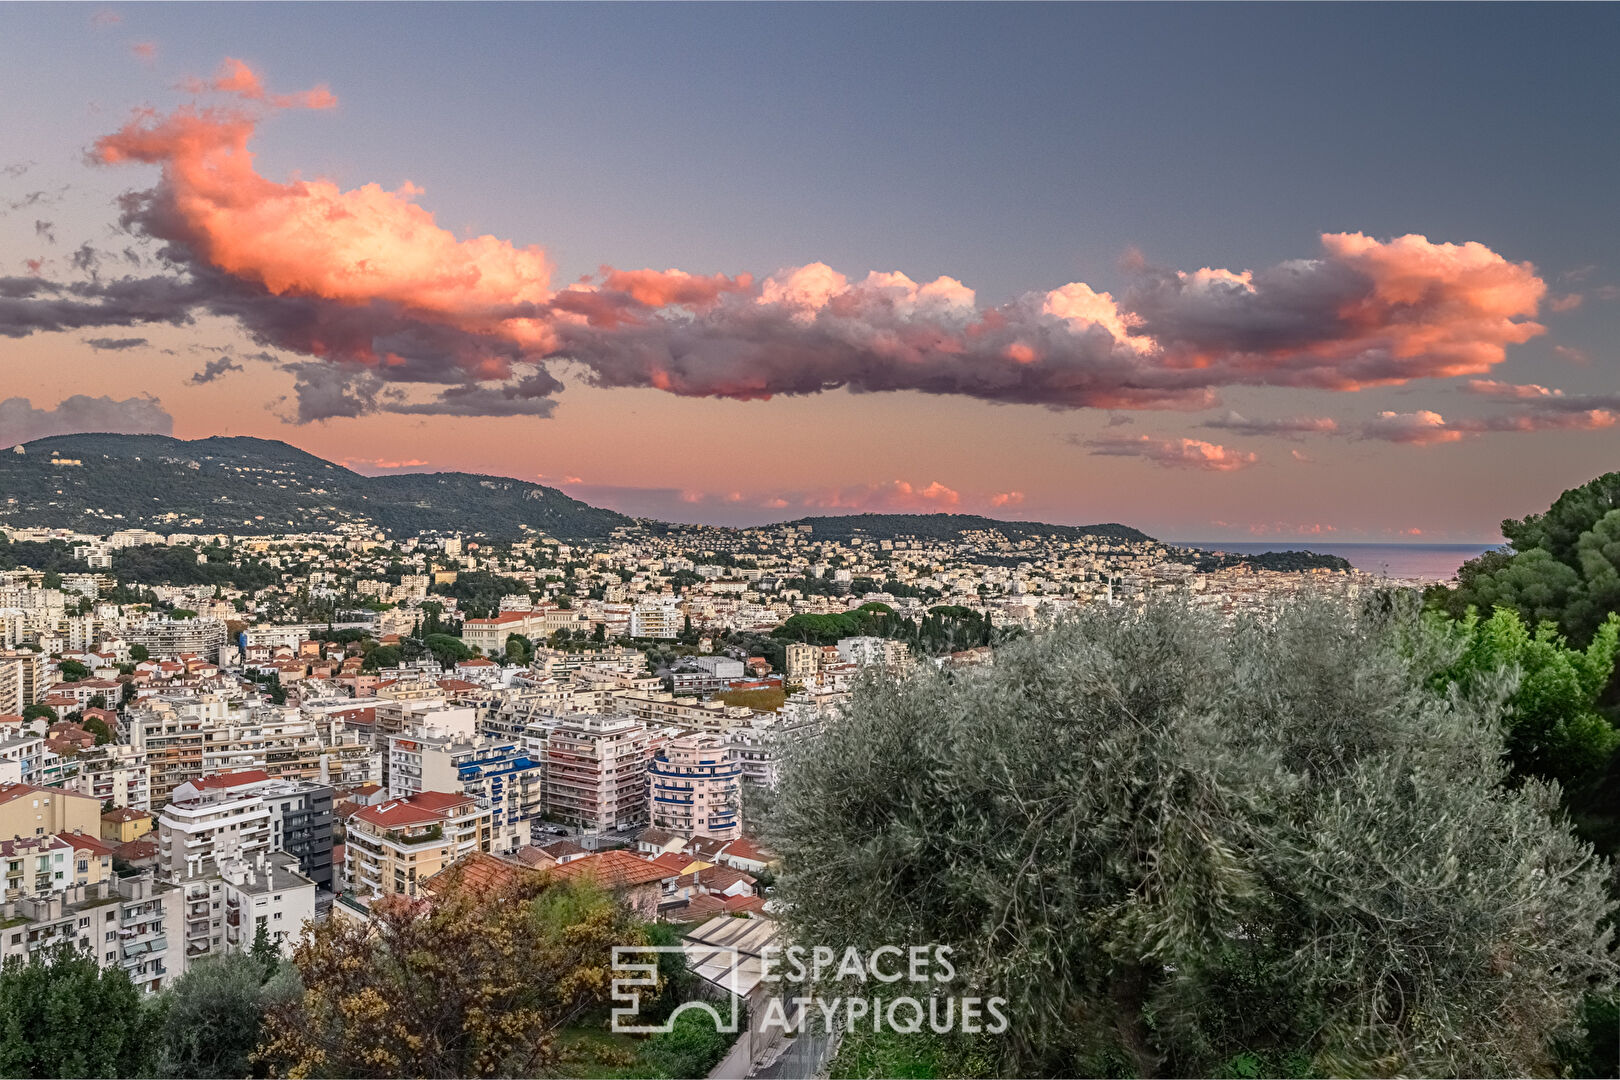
[0,650,45,712]
[835,635,912,671]
[783,642,820,684]
[343,791,492,904]
[629,597,683,640]
[543,714,651,833]
[126,616,228,661]
[157,771,334,893]
[668,655,745,696]
[0,781,101,838]
[614,689,755,735]
[201,703,325,783]
[386,734,543,853]
[157,772,273,879]
[126,696,228,805]
[647,733,741,842]
[0,873,184,995]
[175,851,316,964]
[62,742,152,812]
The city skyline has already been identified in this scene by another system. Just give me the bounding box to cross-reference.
[3,5,1617,541]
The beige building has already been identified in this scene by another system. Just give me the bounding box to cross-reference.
[648,733,741,842]
[0,782,101,839]
[461,608,580,655]
[126,697,226,806]
[784,642,820,684]
[344,790,492,904]
[201,704,325,783]
[0,650,46,712]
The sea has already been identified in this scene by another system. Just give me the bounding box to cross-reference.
[1171,542,1503,583]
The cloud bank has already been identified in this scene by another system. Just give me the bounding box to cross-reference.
[1084,434,1260,471]
[0,59,1551,424]
[0,394,174,447]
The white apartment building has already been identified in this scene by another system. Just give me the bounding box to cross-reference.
[175,851,316,964]
[62,742,151,811]
[386,734,544,853]
[836,635,912,671]
[126,616,228,661]
[0,873,184,995]
[630,597,683,640]
[157,771,275,880]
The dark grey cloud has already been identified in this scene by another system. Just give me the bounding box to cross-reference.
[1199,411,1339,438]
[190,355,243,383]
[0,394,173,447]
[84,336,149,351]
[33,220,55,244]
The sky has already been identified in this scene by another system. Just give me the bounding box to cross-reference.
[1,3,1617,541]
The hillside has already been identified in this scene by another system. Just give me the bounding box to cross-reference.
[777,513,1154,543]
[0,433,633,539]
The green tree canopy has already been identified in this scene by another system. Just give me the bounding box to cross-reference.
[504,633,533,666]
[158,952,299,1079]
[0,945,161,1078]
[1439,471,1620,647]
[769,599,1617,1077]
[1431,606,1620,787]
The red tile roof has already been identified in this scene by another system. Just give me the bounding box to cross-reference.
[681,893,727,919]
[352,790,476,829]
[191,769,271,790]
[424,851,539,895]
[58,831,118,858]
[549,849,669,889]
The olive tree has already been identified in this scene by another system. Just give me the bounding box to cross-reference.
[769,599,1616,1077]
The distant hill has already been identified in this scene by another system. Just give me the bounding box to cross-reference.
[1183,549,1355,573]
[0,433,632,539]
[776,513,1154,544]
[0,434,1159,546]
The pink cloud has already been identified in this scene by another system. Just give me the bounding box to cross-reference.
[1463,379,1563,399]
[1362,405,1616,444]
[1246,521,1337,536]
[802,479,963,511]
[1085,435,1259,471]
[1550,293,1584,312]
[989,491,1025,508]
[0,60,1556,426]
[130,42,157,62]
[1361,410,1468,445]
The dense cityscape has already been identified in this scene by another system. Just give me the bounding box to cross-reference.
[4,4,1619,1078]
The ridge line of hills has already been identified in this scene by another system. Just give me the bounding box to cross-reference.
[0,432,1154,544]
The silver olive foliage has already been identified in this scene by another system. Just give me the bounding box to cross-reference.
[766,598,1618,1077]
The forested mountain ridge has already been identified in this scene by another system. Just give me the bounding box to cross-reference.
[0,433,633,539]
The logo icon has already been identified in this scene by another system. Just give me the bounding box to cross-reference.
[611,944,743,1034]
